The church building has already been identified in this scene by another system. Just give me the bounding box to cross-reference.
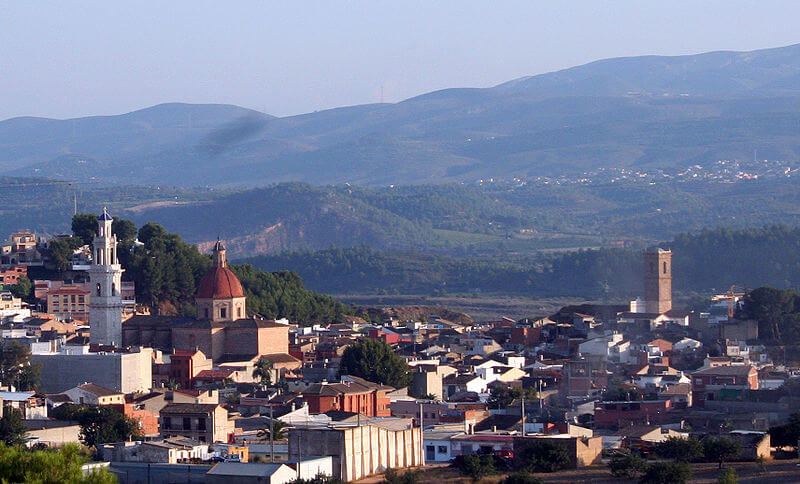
[123,238,292,364]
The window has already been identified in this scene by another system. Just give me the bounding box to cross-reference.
[70,295,76,303]
[163,418,171,430]
[112,283,116,296]
[237,307,242,318]
[204,308,209,319]
[663,262,667,274]
[220,307,227,319]
[183,417,191,430]
[438,446,447,454]
[198,419,206,430]
[78,295,84,303]
[96,283,101,297]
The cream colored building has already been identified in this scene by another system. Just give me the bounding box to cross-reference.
[289,423,423,481]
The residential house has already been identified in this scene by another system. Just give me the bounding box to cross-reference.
[63,383,124,405]
[159,403,234,443]
[691,365,758,407]
[302,376,392,417]
[206,463,297,484]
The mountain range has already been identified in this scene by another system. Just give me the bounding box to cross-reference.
[3,44,800,186]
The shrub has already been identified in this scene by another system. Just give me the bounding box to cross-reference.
[717,468,738,484]
[638,461,692,484]
[608,450,647,479]
[500,472,545,484]
[452,454,496,481]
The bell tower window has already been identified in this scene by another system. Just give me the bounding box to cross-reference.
[96,283,101,297]
[112,283,116,296]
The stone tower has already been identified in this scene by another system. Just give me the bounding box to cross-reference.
[644,247,672,314]
[89,208,124,346]
[195,240,246,322]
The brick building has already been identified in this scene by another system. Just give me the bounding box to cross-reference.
[691,365,758,407]
[0,265,26,285]
[302,376,392,417]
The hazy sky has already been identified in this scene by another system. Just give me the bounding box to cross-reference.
[1,1,798,120]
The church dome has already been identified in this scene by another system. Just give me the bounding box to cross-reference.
[196,266,245,299]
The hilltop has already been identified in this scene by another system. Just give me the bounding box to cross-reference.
[3,44,800,186]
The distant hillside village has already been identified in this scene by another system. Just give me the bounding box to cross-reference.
[0,210,798,483]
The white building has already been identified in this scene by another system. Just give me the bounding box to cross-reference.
[89,208,124,346]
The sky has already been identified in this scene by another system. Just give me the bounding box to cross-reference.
[1,1,799,121]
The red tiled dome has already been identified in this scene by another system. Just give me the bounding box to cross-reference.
[196,266,245,299]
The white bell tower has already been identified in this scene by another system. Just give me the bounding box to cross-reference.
[89,208,124,346]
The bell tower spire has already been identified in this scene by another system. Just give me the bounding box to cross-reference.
[89,208,124,346]
[212,238,227,268]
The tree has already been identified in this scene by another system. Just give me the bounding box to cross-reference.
[71,213,98,246]
[0,442,116,483]
[605,384,644,402]
[7,275,32,301]
[655,436,704,462]
[638,461,692,484]
[0,341,40,391]
[487,386,537,410]
[52,404,141,448]
[517,440,571,473]
[253,357,273,387]
[452,454,496,481]
[608,450,647,479]
[257,420,287,441]
[46,236,84,273]
[339,339,411,388]
[703,437,741,469]
[769,412,800,447]
[0,407,26,445]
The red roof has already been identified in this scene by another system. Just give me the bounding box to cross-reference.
[196,266,244,299]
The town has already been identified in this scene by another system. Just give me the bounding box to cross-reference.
[0,210,797,483]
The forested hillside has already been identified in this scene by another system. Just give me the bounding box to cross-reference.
[240,226,800,300]
[51,214,350,323]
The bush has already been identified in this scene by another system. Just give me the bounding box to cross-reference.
[500,472,544,484]
[608,450,647,479]
[639,461,692,484]
[717,468,738,484]
[288,474,344,484]
[452,454,496,481]
[383,467,421,484]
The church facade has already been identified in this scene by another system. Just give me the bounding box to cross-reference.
[123,240,290,363]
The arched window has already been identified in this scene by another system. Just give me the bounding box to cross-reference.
[96,283,101,297]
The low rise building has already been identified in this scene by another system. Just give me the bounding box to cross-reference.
[159,403,234,443]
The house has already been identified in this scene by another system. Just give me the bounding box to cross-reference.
[159,403,234,443]
[63,383,124,405]
[0,265,26,285]
[691,365,758,407]
[0,392,47,419]
[594,400,673,430]
[154,349,213,389]
[443,374,488,399]
[659,382,692,407]
[45,283,90,322]
[206,462,297,484]
[614,425,686,453]
[423,427,463,462]
[24,419,82,446]
[725,430,771,461]
[302,375,392,417]
[101,437,210,463]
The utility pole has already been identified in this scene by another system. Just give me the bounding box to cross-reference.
[521,395,525,437]
[269,403,275,462]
